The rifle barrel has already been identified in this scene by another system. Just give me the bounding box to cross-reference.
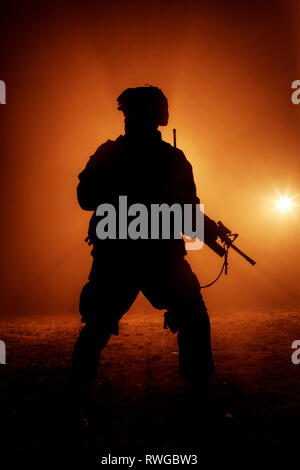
[228,241,256,265]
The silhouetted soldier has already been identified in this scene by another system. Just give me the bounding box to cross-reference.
[71,86,216,395]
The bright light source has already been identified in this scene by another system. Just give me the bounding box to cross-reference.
[275,195,294,212]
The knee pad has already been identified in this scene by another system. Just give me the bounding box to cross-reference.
[164,297,208,334]
[79,282,97,322]
[79,282,120,335]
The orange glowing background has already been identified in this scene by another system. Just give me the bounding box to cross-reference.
[0,0,300,316]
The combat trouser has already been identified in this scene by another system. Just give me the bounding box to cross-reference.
[71,251,214,384]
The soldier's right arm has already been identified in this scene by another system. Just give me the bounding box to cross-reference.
[77,141,115,210]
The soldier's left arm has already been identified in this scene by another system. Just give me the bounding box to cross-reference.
[172,149,200,206]
[173,149,218,240]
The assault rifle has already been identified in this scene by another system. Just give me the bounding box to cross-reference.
[173,129,256,268]
[204,216,256,266]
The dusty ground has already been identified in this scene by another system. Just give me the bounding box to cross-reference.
[0,306,299,466]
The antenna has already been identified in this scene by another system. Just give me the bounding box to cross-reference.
[173,128,176,148]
